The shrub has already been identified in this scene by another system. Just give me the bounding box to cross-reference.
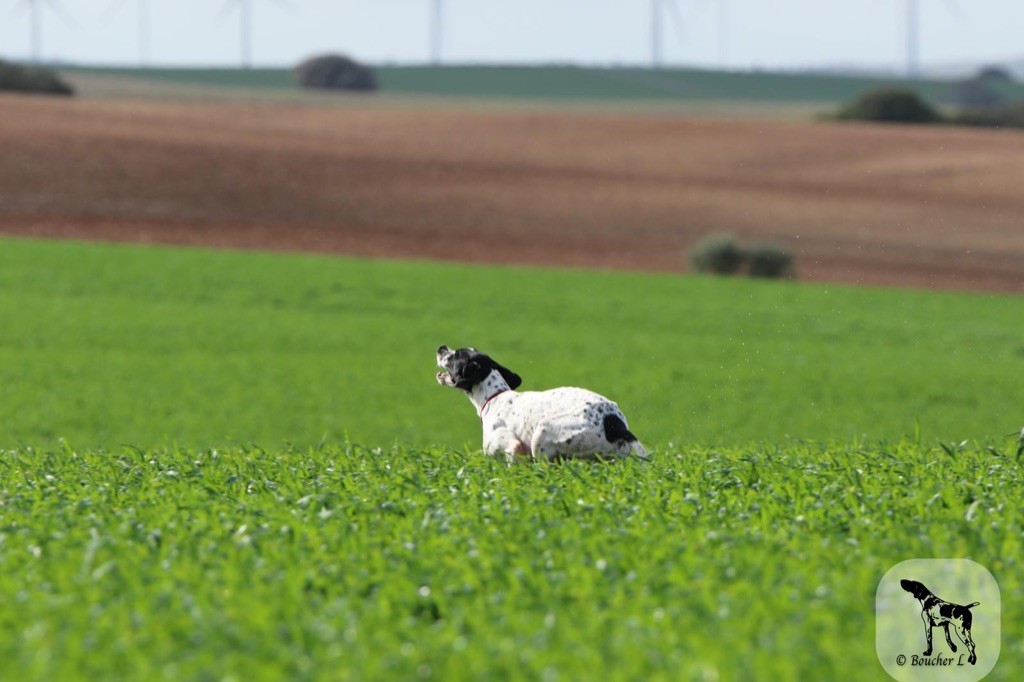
[977,66,1014,83]
[688,234,745,275]
[952,103,1024,130]
[949,66,1023,126]
[834,88,940,124]
[747,242,795,279]
[0,60,73,96]
[949,77,1006,109]
[294,54,377,92]
[688,234,796,279]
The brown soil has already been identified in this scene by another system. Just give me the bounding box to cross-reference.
[1,93,1021,293]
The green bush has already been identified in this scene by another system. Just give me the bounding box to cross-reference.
[949,77,1006,109]
[952,102,1024,130]
[834,88,940,124]
[688,233,745,275]
[294,54,377,92]
[0,60,73,96]
[688,234,795,279]
[949,67,1022,109]
[977,66,1014,82]
[747,241,795,279]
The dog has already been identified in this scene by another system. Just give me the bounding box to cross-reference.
[435,345,647,463]
[900,579,979,665]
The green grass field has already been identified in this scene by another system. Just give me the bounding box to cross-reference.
[2,440,1021,680]
[1,237,1021,451]
[1,237,1022,680]
[61,64,1024,106]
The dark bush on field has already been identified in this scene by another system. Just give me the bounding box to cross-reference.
[948,67,1024,129]
[949,77,1006,109]
[688,234,795,280]
[0,60,74,96]
[952,103,1024,130]
[689,234,745,275]
[949,66,1020,109]
[834,88,940,124]
[294,54,377,92]
[747,242,795,279]
[977,66,1014,83]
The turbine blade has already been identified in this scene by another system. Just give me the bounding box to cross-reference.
[218,0,238,21]
[690,0,716,21]
[665,0,686,42]
[266,0,297,12]
[102,0,130,20]
[43,0,76,28]
[941,0,965,21]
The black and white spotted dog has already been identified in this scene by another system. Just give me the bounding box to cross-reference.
[900,579,979,665]
[435,345,648,463]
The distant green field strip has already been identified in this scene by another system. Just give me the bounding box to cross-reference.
[0,237,1021,451]
[62,65,1020,104]
[376,66,964,103]
[65,66,295,90]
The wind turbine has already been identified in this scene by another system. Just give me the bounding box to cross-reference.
[14,0,70,64]
[690,0,730,67]
[430,0,443,65]
[716,0,729,65]
[219,0,254,69]
[903,0,963,77]
[220,0,291,69]
[650,0,685,68]
[107,0,153,67]
[905,0,921,76]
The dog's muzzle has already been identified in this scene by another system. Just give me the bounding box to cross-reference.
[436,345,454,384]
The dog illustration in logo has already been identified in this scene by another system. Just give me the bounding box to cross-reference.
[900,579,979,665]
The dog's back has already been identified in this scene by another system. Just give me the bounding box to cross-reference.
[501,388,646,460]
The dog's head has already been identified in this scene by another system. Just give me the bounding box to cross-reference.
[901,579,931,602]
[436,345,522,392]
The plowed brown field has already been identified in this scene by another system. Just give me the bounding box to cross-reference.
[1,93,1021,292]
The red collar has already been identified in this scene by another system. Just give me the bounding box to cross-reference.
[479,389,509,418]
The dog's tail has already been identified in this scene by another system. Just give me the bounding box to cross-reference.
[603,414,649,462]
[965,602,980,609]
[628,440,650,462]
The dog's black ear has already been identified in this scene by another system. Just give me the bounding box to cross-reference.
[492,361,522,390]
[499,366,522,390]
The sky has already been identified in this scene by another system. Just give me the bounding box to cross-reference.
[1,1,1022,74]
